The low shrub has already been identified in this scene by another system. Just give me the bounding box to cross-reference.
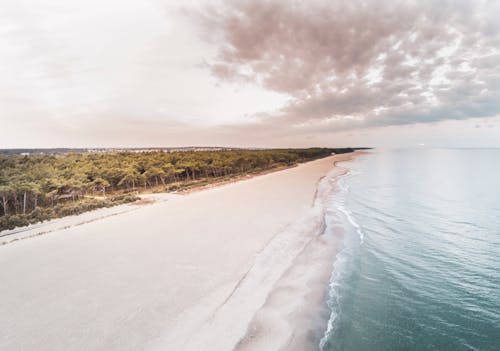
[0,195,138,232]
[0,215,29,231]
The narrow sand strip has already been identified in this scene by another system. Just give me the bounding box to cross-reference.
[0,153,356,351]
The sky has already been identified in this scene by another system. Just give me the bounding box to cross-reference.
[1,0,499,148]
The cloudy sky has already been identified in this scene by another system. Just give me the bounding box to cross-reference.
[1,0,499,148]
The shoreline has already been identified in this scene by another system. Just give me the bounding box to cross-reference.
[0,152,360,351]
[232,157,355,351]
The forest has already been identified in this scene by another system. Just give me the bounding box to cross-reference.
[0,148,354,231]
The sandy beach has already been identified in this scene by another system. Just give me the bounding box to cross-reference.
[0,153,355,351]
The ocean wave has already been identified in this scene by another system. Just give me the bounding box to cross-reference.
[319,171,365,350]
[319,150,500,351]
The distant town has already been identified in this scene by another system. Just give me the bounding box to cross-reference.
[0,147,244,155]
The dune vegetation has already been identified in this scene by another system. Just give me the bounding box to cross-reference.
[0,148,354,231]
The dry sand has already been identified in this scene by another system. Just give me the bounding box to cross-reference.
[0,153,356,351]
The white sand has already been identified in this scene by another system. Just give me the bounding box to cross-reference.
[0,153,355,351]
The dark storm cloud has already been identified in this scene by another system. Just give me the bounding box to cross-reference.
[191,0,500,130]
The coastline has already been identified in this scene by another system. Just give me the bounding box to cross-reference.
[0,149,353,233]
[0,152,358,351]
[0,155,342,246]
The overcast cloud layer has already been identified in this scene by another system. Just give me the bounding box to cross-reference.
[0,0,499,148]
[194,0,500,131]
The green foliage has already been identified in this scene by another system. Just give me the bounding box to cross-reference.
[0,148,352,231]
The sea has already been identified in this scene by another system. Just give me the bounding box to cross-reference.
[320,149,500,351]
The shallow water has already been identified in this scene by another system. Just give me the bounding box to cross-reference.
[321,149,500,351]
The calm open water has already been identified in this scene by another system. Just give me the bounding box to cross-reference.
[320,149,500,351]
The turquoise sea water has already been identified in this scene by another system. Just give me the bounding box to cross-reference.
[321,149,500,351]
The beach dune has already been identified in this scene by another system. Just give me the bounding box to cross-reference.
[0,153,354,351]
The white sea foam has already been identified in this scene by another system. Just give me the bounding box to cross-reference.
[319,171,365,350]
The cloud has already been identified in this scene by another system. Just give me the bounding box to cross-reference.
[2,0,499,148]
[191,0,500,131]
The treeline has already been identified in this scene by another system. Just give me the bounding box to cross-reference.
[0,148,353,231]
